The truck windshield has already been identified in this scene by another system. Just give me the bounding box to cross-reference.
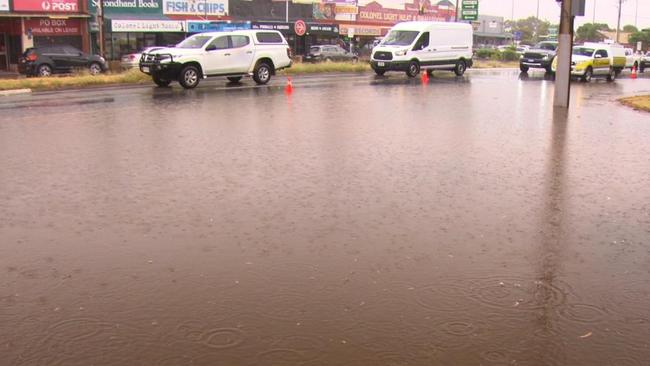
[381,31,420,46]
[535,42,557,51]
[177,36,212,49]
[572,47,594,57]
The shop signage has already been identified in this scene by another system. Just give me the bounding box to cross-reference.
[334,4,357,15]
[187,21,250,33]
[252,22,291,33]
[0,0,9,12]
[357,2,445,24]
[294,19,306,36]
[308,23,338,35]
[323,0,356,4]
[24,18,81,35]
[111,19,185,32]
[90,0,162,14]
[162,0,227,16]
[339,24,382,36]
[14,0,79,12]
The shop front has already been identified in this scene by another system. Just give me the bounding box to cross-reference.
[95,0,231,60]
[0,0,90,71]
[251,20,340,56]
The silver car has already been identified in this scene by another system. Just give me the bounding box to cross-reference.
[121,47,164,69]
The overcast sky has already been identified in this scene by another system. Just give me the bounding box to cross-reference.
[364,0,649,29]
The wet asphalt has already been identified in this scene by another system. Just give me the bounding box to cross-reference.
[1,69,650,366]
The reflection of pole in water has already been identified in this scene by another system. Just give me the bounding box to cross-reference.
[534,108,569,363]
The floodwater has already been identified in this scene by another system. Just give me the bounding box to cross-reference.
[1,70,650,365]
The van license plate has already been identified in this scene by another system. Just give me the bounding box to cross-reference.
[142,67,150,73]
[377,62,385,67]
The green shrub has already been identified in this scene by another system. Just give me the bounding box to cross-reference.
[490,51,503,61]
[475,48,497,59]
[501,49,520,61]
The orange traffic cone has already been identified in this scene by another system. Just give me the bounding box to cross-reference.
[285,77,293,94]
[421,70,429,84]
[631,64,638,79]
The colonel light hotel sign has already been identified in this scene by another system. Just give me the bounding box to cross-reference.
[163,0,228,16]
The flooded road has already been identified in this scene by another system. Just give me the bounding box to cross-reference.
[1,70,650,365]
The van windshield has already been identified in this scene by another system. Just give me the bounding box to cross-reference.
[381,31,420,46]
[572,47,594,57]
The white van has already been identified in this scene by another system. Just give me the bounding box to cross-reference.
[370,21,473,77]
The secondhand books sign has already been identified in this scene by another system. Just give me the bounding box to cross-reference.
[162,0,228,16]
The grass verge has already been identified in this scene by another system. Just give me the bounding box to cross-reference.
[619,95,650,112]
[0,69,150,91]
[0,60,520,92]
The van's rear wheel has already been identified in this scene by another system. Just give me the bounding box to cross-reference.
[179,65,200,89]
[454,60,467,76]
[253,62,272,85]
[405,61,420,78]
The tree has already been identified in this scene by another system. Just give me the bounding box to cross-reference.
[629,30,650,50]
[505,17,553,44]
[623,25,638,33]
[575,23,610,43]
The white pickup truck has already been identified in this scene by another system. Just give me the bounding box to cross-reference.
[139,30,292,89]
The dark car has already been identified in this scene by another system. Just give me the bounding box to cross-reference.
[519,41,558,73]
[18,45,107,77]
[304,45,358,63]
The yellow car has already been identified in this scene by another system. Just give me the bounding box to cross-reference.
[552,44,624,82]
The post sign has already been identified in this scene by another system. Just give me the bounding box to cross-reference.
[24,18,81,35]
[13,0,79,12]
[461,0,478,21]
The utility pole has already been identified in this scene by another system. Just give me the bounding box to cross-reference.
[455,0,459,22]
[592,0,596,23]
[635,0,638,28]
[534,0,540,42]
[553,0,575,108]
[98,0,104,57]
[285,0,289,23]
[616,0,623,43]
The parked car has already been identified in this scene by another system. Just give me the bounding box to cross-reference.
[519,41,558,73]
[18,45,107,77]
[304,45,358,63]
[552,44,620,82]
[370,21,473,78]
[121,47,164,69]
[640,51,649,73]
[139,30,292,89]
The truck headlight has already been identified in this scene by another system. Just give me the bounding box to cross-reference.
[394,49,407,56]
[543,55,550,60]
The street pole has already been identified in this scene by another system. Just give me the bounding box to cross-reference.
[535,0,540,42]
[98,0,104,57]
[635,0,638,28]
[553,0,574,108]
[455,0,460,22]
[286,0,289,23]
[592,0,596,24]
[616,0,622,44]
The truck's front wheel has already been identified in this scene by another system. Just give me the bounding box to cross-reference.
[253,62,272,85]
[152,74,171,87]
[405,61,420,78]
[179,65,200,89]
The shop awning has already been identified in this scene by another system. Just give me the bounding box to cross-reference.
[0,12,91,18]
[474,32,513,39]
